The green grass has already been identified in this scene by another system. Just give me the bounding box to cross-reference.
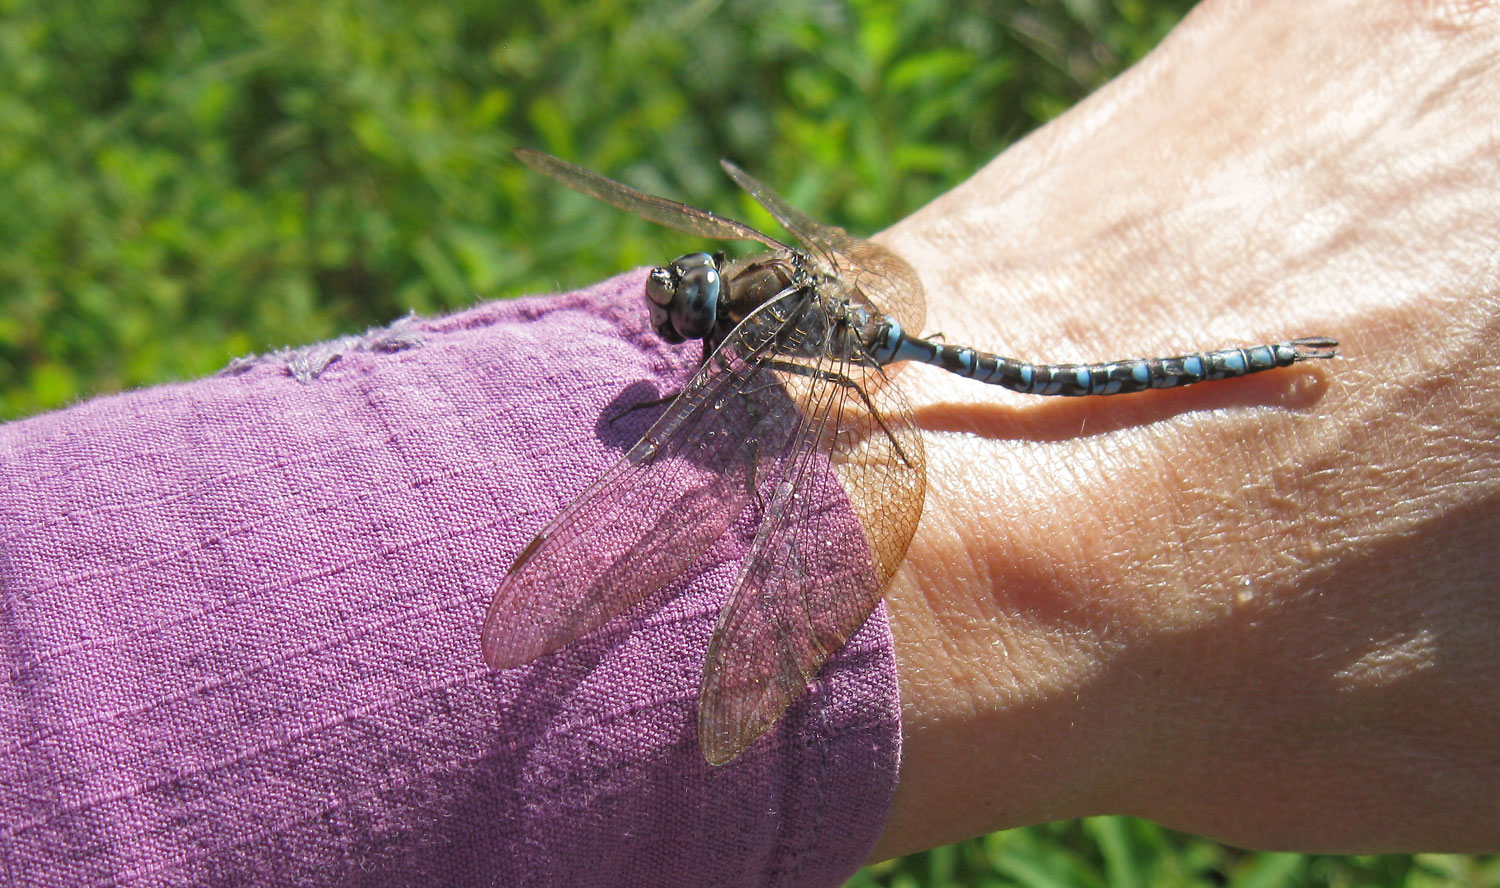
[0,0,1191,419]
[855,818,1500,887]
[2,1,1494,885]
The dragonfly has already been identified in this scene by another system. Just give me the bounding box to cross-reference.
[483,148,1339,765]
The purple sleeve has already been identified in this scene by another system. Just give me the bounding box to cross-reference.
[0,271,902,888]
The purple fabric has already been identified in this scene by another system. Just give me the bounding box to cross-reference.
[0,271,902,887]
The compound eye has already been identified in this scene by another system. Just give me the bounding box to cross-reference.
[676,263,717,311]
[670,256,720,341]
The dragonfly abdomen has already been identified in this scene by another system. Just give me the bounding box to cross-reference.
[872,322,1337,396]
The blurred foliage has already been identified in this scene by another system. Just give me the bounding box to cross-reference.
[5,1,1492,885]
[0,0,1194,419]
[854,818,1500,888]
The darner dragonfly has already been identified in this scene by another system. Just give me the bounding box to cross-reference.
[483,148,1338,765]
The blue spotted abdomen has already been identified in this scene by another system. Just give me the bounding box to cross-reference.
[867,320,1338,396]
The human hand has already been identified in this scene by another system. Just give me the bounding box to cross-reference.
[874,0,1500,859]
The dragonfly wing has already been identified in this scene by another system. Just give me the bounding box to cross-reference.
[719,161,855,258]
[517,148,789,251]
[482,290,816,669]
[719,160,926,338]
[829,238,927,346]
[697,326,926,764]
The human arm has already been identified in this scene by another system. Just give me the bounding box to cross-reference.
[875,0,1500,860]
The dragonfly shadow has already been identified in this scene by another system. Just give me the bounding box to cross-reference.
[593,380,676,452]
[590,370,816,475]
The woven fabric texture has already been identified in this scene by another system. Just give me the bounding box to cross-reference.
[0,271,902,887]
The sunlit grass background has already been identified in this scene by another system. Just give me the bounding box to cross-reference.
[3,1,1496,885]
[2,0,1195,419]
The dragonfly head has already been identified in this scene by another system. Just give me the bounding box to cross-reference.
[646,252,724,344]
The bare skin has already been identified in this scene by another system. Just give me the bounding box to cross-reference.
[871,0,1500,861]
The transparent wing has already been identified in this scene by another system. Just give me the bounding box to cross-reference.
[517,148,790,251]
[481,289,819,669]
[697,329,927,764]
[720,160,927,337]
[718,160,858,263]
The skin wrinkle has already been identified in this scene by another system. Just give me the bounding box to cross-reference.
[1411,0,1500,35]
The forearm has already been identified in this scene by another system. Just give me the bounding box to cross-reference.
[873,0,1500,860]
